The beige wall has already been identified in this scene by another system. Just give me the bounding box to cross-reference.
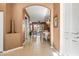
[12,3,53,32]
[0,3,60,51]
[0,4,6,10]
[12,3,54,45]
[6,4,13,33]
[0,4,21,50]
[53,3,60,51]
[0,3,54,50]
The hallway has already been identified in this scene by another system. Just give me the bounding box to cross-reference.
[0,37,56,56]
[0,3,59,56]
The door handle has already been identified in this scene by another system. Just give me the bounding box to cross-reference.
[72,40,78,42]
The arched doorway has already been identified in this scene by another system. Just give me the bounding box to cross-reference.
[22,5,51,47]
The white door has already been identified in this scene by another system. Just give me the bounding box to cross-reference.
[60,3,79,56]
[60,3,72,56]
[69,4,79,56]
[0,11,3,52]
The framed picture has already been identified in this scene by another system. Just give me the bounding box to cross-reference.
[53,16,59,28]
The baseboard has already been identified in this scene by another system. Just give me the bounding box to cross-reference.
[50,46,59,56]
[53,48,60,56]
[3,46,23,53]
[53,48,64,56]
[50,46,53,48]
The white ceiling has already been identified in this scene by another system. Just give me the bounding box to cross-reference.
[25,6,50,22]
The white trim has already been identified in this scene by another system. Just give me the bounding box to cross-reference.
[53,47,59,56]
[51,47,64,56]
[52,52,59,56]
[50,5,53,47]
[3,46,23,53]
[50,46,53,48]
[50,46,59,56]
[58,52,64,56]
[59,3,65,56]
[0,11,4,52]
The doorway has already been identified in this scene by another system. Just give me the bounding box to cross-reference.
[22,5,51,46]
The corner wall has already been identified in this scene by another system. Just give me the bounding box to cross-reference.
[53,3,60,51]
[12,3,54,46]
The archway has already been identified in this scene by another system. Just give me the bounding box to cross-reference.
[22,5,51,46]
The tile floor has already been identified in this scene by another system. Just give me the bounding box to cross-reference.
[0,36,57,56]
